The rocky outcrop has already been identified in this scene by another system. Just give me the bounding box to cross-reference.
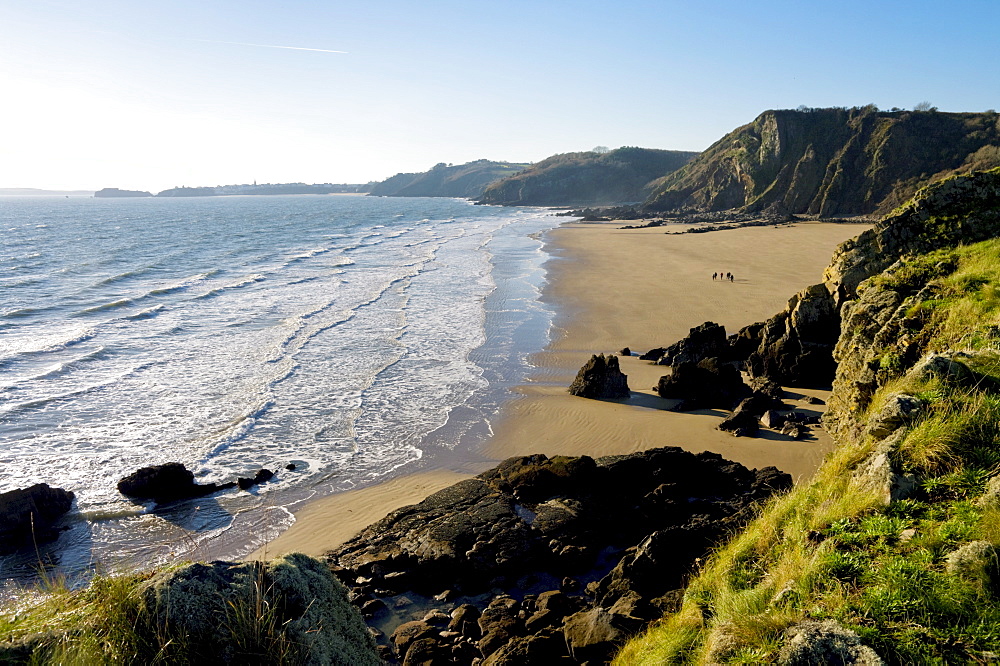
[644,108,1000,217]
[327,449,791,664]
[0,484,75,554]
[117,463,236,503]
[141,553,378,665]
[824,167,1000,299]
[568,354,630,399]
[746,283,839,386]
[656,321,729,366]
[656,357,750,410]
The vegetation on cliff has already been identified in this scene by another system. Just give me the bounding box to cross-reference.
[644,107,1000,217]
[477,147,697,206]
[366,159,528,198]
[0,554,377,664]
[618,170,1000,664]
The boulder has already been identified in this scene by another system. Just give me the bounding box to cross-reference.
[563,607,631,664]
[852,433,919,504]
[619,347,631,356]
[761,410,786,429]
[140,553,378,665]
[718,410,760,437]
[0,483,75,554]
[944,540,995,587]
[639,347,667,362]
[779,619,884,665]
[866,393,924,440]
[568,354,630,399]
[237,468,274,491]
[118,463,236,502]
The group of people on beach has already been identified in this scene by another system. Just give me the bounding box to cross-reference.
[713,271,735,282]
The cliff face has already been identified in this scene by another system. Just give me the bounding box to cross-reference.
[644,108,1000,217]
[367,159,528,198]
[476,147,697,206]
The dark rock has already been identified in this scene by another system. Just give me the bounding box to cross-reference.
[729,321,766,361]
[480,453,599,504]
[747,283,839,387]
[639,347,667,362]
[392,621,437,657]
[482,629,568,665]
[718,410,760,437]
[433,589,457,602]
[619,347,631,356]
[749,376,785,401]
[803,395,825,405]
[237,468,274,491]
[117,463,236,502]
[360,598,386,618]
[761,410,786,429]
[563,607,630,664]
[560,577,580,593]
[659,321,730,367]
[403,636,445,666]
[0,483,75,553]
[285,463,297,471]
[780,422,808,439]
[656,357,750,409]
[568,353,630,399]
[449,604,483,639]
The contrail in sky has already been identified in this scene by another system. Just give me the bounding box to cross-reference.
[192,39,347,54]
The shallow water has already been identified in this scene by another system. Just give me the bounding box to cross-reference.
[0,195,561,585]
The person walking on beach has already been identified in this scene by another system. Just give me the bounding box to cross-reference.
[729,273,735,282]
[712,272,717,280]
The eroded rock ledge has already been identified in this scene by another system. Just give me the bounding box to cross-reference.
[326,448,791,663]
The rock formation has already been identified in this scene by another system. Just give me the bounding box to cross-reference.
[656,357,750,409]
[644,108,1000,217]
[0,483,75,554]
[327,448,791,664]
[117,463,236,503]
[568,354,630,399]
[746,283,840,386]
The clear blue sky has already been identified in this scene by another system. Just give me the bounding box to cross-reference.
[2,0,998,191]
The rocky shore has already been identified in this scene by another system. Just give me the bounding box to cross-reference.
[325,447,790,664]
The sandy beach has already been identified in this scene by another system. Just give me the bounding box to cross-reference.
[254,220,869,559]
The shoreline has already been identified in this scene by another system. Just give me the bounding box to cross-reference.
[253,220,870,560]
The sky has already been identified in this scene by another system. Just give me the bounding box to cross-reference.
[1,0,998,192]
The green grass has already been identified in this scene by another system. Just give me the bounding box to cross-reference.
[615,238,1000,664]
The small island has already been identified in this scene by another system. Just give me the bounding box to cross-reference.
[94,187,153,198]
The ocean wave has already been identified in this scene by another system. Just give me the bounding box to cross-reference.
[0,326,96,363]
[0,360,156,417]
[124,304,166,320]
[194,274,266,300]
[199,398,277,461]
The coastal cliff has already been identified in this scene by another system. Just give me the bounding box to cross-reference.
[367,160,528,198]
[644,108,1000,217]
[477,147,697,206]
[618,168,1000,663]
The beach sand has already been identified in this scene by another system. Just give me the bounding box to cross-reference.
[252,220,869,560]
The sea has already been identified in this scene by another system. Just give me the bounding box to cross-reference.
[0,194,563,587]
